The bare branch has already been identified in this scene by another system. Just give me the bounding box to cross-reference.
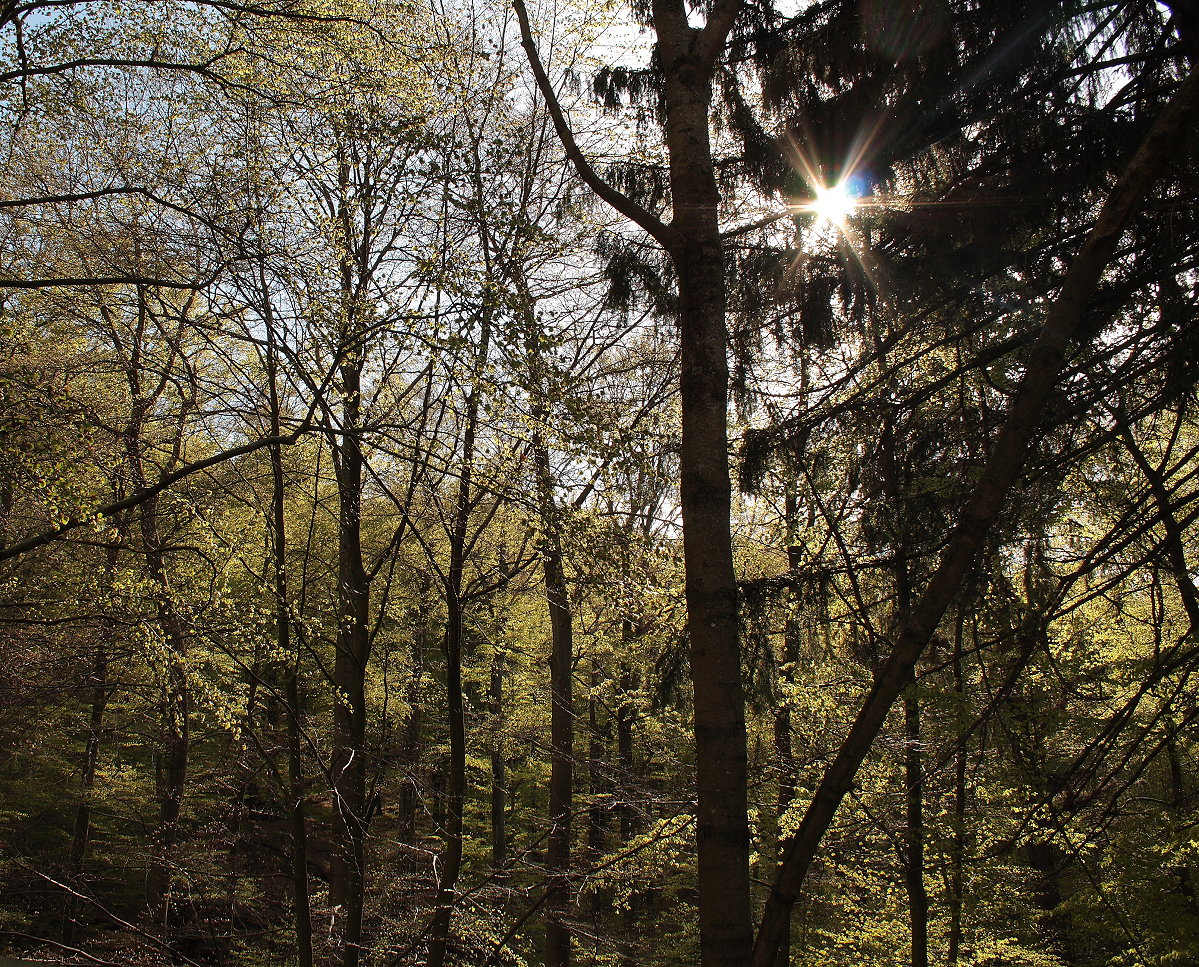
[511,0,674,248]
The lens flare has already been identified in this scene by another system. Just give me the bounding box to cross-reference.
[808,182,856,225]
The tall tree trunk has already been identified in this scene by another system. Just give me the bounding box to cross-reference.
[427,573,467,967]
[587,670,609,900]
[512,3,752,963]
[63,542,117,944]
[327,140,373,967]
[616,639,640,967]
[657,21,752,966]
[398,599,428,845]
[428,301,492,967]
[138,488,191,932]
[263,280,314,967]
[896,565,927,967]
[902,680,928,967]
[946,609,968,967]
[533,427,574,967]
[490,660,507,871]
[328,347,370,967]
[772,490,802,967]
[1166,726,1199,913]
[616,652,638,849]
[111,291,191,934]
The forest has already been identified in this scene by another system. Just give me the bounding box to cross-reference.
[0,0,1197,966]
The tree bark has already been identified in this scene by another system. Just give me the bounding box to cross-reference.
[263,277,314,967]
[138,488,191,932]
[533,426,575,967]
[655,8,753,963]
[63,542,116,944]
[772,490,802,967]
[902,681,927,967]
[428,300,493,967]
[946,610,967,967]
[512,1,752,962]
[328,348,370,967]
[490,660,507,870]
[328,146,371,967]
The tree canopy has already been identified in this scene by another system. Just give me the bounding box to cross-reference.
[0,2,1196,967]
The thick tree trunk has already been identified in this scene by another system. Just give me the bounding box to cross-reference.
[656,27,752,967]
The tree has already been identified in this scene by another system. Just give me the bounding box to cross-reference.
[513,4,1199,967]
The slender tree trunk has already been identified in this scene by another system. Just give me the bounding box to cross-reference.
[902,680,928,967]
[427,579,467,967]
[772,490,802,967]
[428,302,492,967]
[63,544,115,944]
[616,651,638,849]
[895,562,927,967]
[263,281,314,967]
[65,648,107,919]
[490,661,507,871]
[399,602,427,845]
[1166,728,1199,913]
[533,427,575,967]
[585,681,612,931]
[134,487,191,931]
[946,610,967,966]
[587,684,604,861]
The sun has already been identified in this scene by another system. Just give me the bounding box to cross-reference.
[808,182,856,225]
